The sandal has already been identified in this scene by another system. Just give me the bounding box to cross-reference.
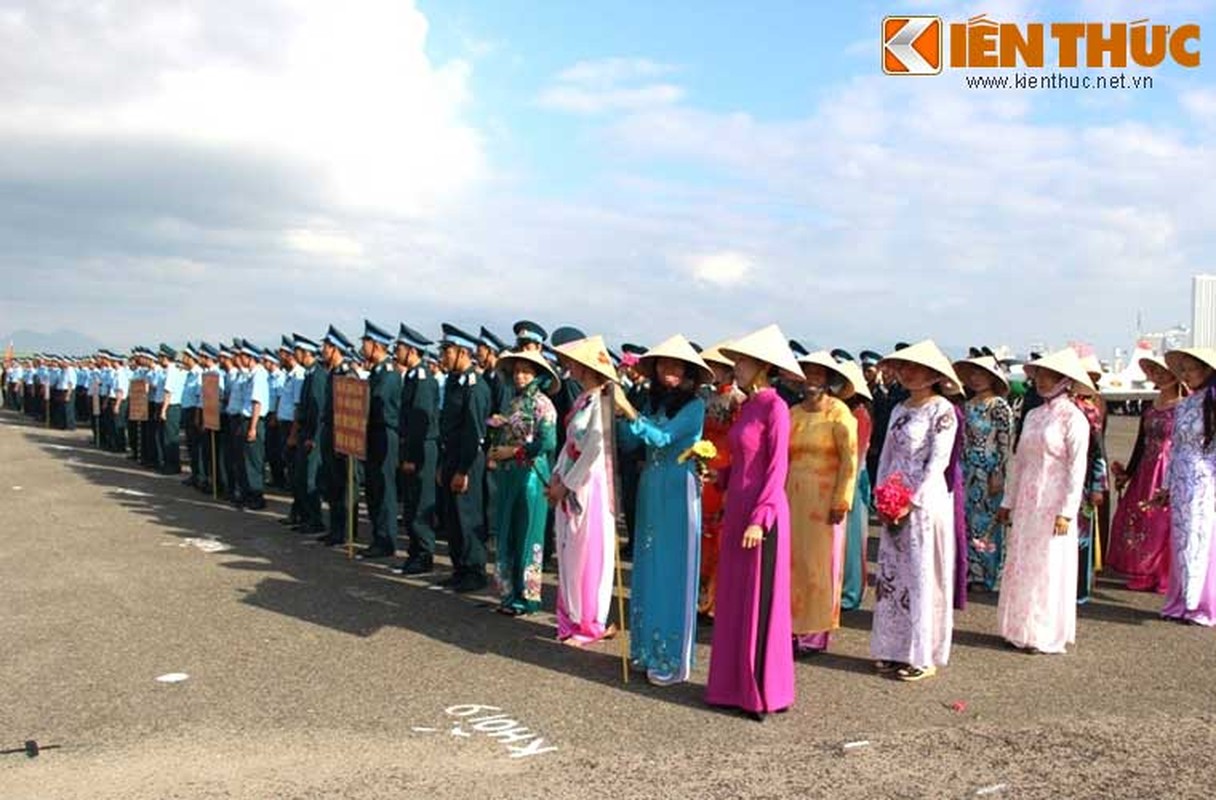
[874,660,902,674]
[896,665,937,682]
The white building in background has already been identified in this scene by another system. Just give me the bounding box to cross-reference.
[1192,275,1216,347]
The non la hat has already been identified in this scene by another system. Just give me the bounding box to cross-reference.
[952,355,1010,395]
[798,350,855,400]
[1078,353,1104,378]
[1165,347,1216,376]
[497,348,561,391]
[635,334,714,385]
[1024,348,1097,395]
[699,340,735,369]
[719,324,804,384]
[835,359,872,402]
[879,339,961,387]
[554,335,619,384]
[1138,353,1171,377]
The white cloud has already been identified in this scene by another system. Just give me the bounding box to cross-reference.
[0,0,485,217]
[681,251,754,286]
[284,228,366,262]
[537,57,684,115]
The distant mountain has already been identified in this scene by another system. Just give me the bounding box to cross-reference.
[3,329,104,356]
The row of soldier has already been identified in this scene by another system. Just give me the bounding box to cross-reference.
[0,320,606,594]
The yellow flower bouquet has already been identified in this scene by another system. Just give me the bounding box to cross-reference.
[677,440,718,480]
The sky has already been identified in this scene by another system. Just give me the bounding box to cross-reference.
[1,0,1214,359]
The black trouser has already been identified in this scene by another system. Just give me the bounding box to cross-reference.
[235,417,266,501]
[265,415,286,488]
[141,418,157,467]
[223,414,242,497]
[75,388,89,423]
[161,404,182,474]
[439,453,487,577]
[323,443,363,542]
[403,440,439,560]
[184,407,203,478]
[365,427,399,551]
[294,436,323,528]
[127,414,140,459]
[51,391,66,429]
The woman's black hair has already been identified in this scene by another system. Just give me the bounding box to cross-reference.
[647,360,697,418]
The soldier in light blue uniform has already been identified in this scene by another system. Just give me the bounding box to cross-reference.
[142,348,166,468]
[275,337,305,525]
[222,343,246,500]
[288,333,325,534]
[196,343,226,495]
[158,344,185,474]
[54,356,78,430]
[234,339,269,510]
[263,346,288,490]
[179,345,203,485]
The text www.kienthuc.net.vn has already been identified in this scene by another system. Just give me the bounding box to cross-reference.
[965,72,1154,90]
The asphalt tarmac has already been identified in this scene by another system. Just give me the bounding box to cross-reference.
[2,411,1214,799]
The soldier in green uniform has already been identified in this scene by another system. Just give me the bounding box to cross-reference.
[289,334,326,535]
[478,327,510,558]
[355,321,402,559]
[317,326,360,546]
[437,324,491,593]
[392,324,440,575]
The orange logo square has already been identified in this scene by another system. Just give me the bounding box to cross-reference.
[882,16,942,75]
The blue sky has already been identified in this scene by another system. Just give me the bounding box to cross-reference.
[1,0,1214,358]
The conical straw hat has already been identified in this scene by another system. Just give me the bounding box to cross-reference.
[798,350,854,400]
[554,335,618,384]
[1137,354,1171,378]
[952,356,1010,396]
[879,339,960,386]
[834,359,871,402]
[719,324,804,384]
[1078,353,1103,378]
[1024,349,1097,395]
[497,349,561,392]
[1164,347,1216,377]
[637,334,714,385]
[700,340,735,369]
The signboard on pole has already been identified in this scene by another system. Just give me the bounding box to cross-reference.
[332,375,369,460]
[90,377,101,416]
[127,379,149,422]
[201,373,221,432]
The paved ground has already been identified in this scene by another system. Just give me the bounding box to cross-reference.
[2,411,1214,799]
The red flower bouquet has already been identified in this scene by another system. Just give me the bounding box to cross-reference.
[875,472,914,529]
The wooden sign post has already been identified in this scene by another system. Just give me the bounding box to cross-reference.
[43,381,50,428]
[332,375,369,560]
[202,374,222,500]
[128,379,149,462]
